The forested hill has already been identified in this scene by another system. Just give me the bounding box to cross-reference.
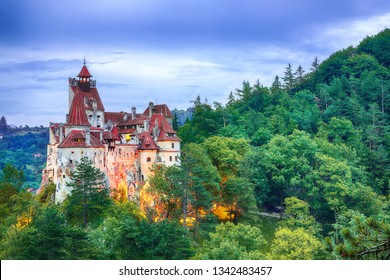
[0,128,48,190]
[178,28,389,226]
[0,29,389,261]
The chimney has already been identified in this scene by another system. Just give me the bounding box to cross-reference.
[148,102,154,118]
[86,128,90,145]
[144,120,149,131]
[59,124,64,142]
[123,113,128,121]
[153,118,159,138]
[100,130,103,141]
[131,107,136,119]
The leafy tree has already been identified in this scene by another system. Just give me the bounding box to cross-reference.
[36,181,56,205]
[63,156,112,227]
[148,165,183,220]
[357,28,390,67]
[181,144,220,238]
[138,220,194,260]
[280,197,321,236]
[269,227,323,260]
[0,164,26,220]
[89,202,143,259]
[0,205,95,259]
[197,222,267,260]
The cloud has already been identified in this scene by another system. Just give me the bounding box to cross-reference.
[303,12,390,53]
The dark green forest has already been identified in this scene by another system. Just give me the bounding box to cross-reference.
[0,29,389,260]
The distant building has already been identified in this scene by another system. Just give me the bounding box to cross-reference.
[40,63,181,203]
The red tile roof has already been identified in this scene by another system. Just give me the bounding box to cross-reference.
[104,112,126,124]
[118,114,148,126]
[78,65,92,78]
[50,123,64,143]
[143,104,173,118]
[138,131,159,150]
[103,131,120,141]
[67,93,91,126]
[118,128,136,134]
[69,86,105,112]
[58,130,104,148]
[149,114,180,141]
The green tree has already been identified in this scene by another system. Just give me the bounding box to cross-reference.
[294,65,305,85]
[0,164,26,221]
[283,63,295,91]
[181,144,220,238]
[172,112,179,131]
[0,115,7,133]
[310,56,319,72]
[0,205,95,259]
[197,222,267,260]
[138,220,194,260]
[327,216,390,260]
[63,157,112,227]
[148,165,183,220]
[280,197,321,236]
[269,227,323,260]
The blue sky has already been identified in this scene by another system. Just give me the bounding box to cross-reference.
[0,0,389,126]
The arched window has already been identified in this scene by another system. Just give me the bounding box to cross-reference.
[147,157,151,162]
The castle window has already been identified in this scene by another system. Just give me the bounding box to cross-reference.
[169,156,172,162]
[63,175,65,178]
[69,160,73,164]
[175,156,178,162]
[71,151,74,154]
[147,157,151,162]
[171,143,174,148]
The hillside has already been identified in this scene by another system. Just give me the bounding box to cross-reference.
[0,29,389,260]
[0,128,48,190]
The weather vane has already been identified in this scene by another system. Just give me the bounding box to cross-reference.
[83,57,86,65]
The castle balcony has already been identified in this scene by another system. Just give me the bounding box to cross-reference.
[69,78,96,88]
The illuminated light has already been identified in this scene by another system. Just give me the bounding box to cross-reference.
[212,203,236,221]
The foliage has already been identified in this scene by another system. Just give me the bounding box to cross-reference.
[197,222,267,260]
[89,203,193,260]
[269,227,323,260]
[63,157,112,227]
[326,215,390,260]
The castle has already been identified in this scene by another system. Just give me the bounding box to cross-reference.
[41,63,181,203]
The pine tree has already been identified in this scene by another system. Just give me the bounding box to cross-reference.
[64,156,111,227]
[271,75,282,93]
[283,63,296,91]
[310,56,319,72]
[0,115,8,133]
[295,65,305,85]
[172,113,179,131]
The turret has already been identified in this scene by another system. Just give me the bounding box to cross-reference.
[77,61,92,92]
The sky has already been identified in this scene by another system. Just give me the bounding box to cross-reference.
[0,0,389,127]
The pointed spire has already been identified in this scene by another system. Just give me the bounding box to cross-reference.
[78,64,92,78]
